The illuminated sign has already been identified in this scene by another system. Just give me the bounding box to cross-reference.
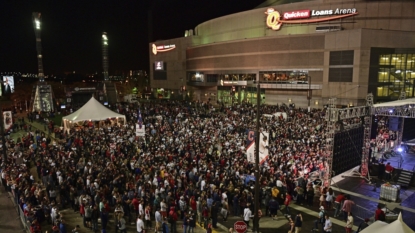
[155,61,164,70]
[283,10,310,20]
[152,44,176,55]
[265,7,358,31]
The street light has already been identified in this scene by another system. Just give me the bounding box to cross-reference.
[253,81,260,233]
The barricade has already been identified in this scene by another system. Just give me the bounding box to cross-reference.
[353,204,374,223]
[8,190,30,233]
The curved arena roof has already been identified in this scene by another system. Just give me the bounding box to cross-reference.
[255,0,315,8]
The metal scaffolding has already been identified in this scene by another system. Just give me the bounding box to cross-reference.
[324,98,337,187]
[361,93,373,181]
[324,98,371,185]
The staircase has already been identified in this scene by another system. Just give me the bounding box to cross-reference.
[104,81,118,105]
[397,170,413,188]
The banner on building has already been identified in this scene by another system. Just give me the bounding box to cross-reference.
[246,130,269,164]
[136,124,145,137]
[3,111,13,131]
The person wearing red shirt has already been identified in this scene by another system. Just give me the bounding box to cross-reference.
[132,197,139,218]
[375,204,385,221]
[334,193,345,217]
[168,206,178,233]
[189,196,197,212]
[284,192,292,217]
[385,163,394,180]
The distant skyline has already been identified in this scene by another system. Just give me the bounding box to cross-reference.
[0,0,264,75]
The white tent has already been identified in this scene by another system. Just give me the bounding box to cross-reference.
[373,98,415,107]
[360,213,414,233]
[62,97,126,132]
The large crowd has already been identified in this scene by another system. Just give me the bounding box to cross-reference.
[0,100,345,233]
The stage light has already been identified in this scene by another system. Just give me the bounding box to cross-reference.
[397,147,403,153]
[389,109,393,113]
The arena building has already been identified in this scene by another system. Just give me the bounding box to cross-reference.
[149,0,415,108]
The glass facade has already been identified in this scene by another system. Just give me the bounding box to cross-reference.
[187,72,256,83]
[259,70,309,83]
[377,53,415,98]
[369,48,415,102]
[217,86,265,106]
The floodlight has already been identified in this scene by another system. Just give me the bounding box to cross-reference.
[35,20,40,29]
[397,147,403,153]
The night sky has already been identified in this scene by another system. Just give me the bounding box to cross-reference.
[0,0,265,75]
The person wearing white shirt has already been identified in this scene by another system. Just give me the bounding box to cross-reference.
[276,179,284,188]
[200,178,206,191]
[137,215,145,233]
[243,205,254,227]
[155,208,162,232]
[323,215,332,232]
[139,203,144,217]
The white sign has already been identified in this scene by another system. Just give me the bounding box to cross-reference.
[136,124,145,137]
[3,111,13,131]
[246,131,269,164]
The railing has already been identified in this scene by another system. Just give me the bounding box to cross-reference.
[2,182,30,233]
[353,204,375,223]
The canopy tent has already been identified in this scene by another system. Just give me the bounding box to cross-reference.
[360,213,414,233]
[372,98,415,118]
[373,98,415,108]
[62,97,126,132]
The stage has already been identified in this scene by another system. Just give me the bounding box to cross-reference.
[331,169,415,229]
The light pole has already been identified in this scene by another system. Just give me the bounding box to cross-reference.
[307,76,312,113]
[253,81,260,233]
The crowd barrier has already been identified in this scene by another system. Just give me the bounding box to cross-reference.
[353,204,375,223]
[9,190,30,233]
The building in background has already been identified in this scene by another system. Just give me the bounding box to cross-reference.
[149,0,415,107]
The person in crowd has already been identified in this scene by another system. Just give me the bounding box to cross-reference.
[345,212,353,233]
[288,217,295,233]
[182,212,189,233]
[284,192,292,217]
[243,203,253,227]
[162,217,170,233]
[137,215,145,233]
[375,204,386,221]
[118,214,127,233]
[188,211,196,233]
[169,206,178,233]
[155,207,163,233]
[385,162,394,180]
[59,219,67,233]
[356,218,369,232]
[71,225,81,233]
[294,212,303,233]
[323,215,332,233]
[342,195,355,222]
[306,186,314,207]
[312,206,325,232]
[333,193,345,217]
[325,188,334,211]
[268,197,280,220]
[295,185,304,205]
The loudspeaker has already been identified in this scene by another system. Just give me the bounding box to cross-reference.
[389,117,399,131]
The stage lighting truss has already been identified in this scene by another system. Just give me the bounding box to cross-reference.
[373,106,415,118]
[324,97,372,186]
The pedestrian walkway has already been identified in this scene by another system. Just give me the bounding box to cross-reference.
[217,203,356,233]
[0,184,26,233]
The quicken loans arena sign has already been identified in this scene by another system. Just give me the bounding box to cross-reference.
[265,7,358,31]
